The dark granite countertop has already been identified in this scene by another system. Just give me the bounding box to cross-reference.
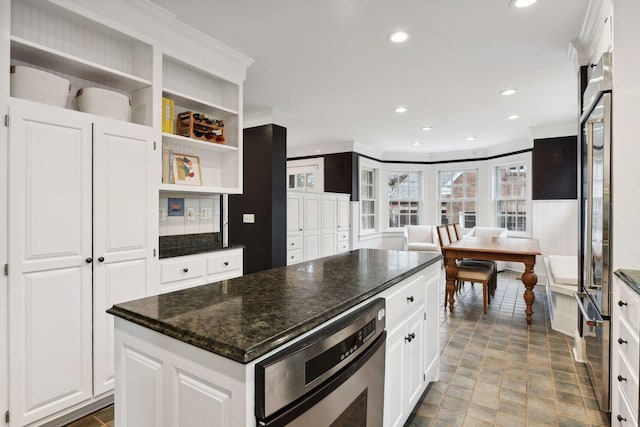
[615,269,640,297]
[108,249,441,364]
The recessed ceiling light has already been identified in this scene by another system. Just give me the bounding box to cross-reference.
[421,126,432,131]
[507,114,520,120]
[394,106,408,113]
[510,0,538,7]
[315,149,322,153]
[466,136,476,141]
[412,142,422,146]
[500,88,517,96]
[388,31,409,43]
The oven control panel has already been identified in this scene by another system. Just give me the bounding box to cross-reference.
[305,319,376,384]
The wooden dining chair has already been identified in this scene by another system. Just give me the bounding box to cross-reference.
[436,225,496,314]
[449,222,497,297]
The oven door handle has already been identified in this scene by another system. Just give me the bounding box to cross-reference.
[574,291,604,327]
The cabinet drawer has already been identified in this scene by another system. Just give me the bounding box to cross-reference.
[287,249,303,265]
[615,318,640,375]
[383,274,425,329]
[617,283,640,331]
[336,241,350,253]
[161,258,206,283]
[614,348,639,417]
[288,235,303,250]
[612,380,639,427]
[337,230,350,242]
[207,250,242,276]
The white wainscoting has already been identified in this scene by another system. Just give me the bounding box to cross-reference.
[531,200,579,256]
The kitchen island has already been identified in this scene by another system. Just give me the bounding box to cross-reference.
[109,248,442,426]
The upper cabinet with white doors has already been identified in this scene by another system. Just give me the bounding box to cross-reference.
[1,0,251,425]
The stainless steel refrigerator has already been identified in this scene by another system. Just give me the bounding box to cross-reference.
[576,51,612,413]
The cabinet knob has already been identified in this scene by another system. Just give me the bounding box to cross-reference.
[405,332,416,343]
[617,374,627,382]
[97,257,105,263]
[407,296,414,303]
[291,255,295,259]
[224,261,229,266]
[617,415,627,422]
[618,338,628,345]
[618,300,628,307]
[85,257,93,264]
[183,268,189,273]
[299,228,302,231]
[290,242,295,246]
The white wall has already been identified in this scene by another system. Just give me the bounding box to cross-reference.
[611,0,640,271]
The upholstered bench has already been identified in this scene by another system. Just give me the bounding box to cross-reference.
[543,255,578,336]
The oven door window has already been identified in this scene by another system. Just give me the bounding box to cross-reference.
[329,390,367,427]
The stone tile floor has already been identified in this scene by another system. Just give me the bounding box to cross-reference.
[406,270,611,427]
[66,271,611,427]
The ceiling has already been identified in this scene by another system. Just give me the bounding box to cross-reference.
[150,0,588,159]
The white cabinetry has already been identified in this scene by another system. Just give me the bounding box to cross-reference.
[7,101,155,425]
[612,275,640,426]
[159,248,243,294]
[380,262,440,427]
[160,54,243,194]
[287,191,351,264]
[2,0,251,424]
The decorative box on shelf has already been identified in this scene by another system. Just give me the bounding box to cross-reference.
[176,111,225,144]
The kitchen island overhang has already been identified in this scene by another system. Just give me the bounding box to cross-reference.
[109,249,442,426]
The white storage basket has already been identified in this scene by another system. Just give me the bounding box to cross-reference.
[77,87,130,121]
[10,65,71,107]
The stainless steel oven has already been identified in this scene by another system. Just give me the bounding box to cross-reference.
[255,298,386,426]
[577,51,612,413]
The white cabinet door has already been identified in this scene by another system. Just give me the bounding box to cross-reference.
[303,193,321,261]
[337,196,350,230]
[287,193,304,233]
[8,104,93,426]
[384,326,407,427]
[92,121,155,395]
[405,308,425,410]
[423,272,440,383]
[321,195,337,257]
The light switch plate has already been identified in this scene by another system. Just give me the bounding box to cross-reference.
[186,207,195,221]
[243,213,255,223]
[201,207,212,220]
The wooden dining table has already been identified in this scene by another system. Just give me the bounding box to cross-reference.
[442,236,542,324]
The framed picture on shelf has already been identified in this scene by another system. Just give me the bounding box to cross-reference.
[172,153,202,186]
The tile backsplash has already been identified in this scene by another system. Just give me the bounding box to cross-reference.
[159,193,221,236]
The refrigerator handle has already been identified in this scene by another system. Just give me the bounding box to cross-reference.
[574,292,603,327]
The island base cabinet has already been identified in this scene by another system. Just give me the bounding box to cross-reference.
[114,318,249,427]
[384,308,425,427]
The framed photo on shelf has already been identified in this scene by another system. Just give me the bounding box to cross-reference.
[172,152,202,186]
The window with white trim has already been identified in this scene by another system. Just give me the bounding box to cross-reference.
[388,171,420,228]
[438,169,477,228]
[361,168,376,231]
[496,163,527,232]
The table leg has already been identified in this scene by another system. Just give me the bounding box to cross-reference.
[521,259,538,325]
[445,256,458,312]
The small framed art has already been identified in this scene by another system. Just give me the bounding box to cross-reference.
[172,153,202,186]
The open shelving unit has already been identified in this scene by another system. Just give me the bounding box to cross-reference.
[160,53,242,194]
[9,0,153,125]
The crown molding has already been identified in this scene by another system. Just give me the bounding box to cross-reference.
[577,0,613,64]
[529,122,578,140]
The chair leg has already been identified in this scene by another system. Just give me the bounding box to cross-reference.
[482,280,488,314]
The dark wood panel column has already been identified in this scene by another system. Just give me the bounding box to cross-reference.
[229,124,286,274]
